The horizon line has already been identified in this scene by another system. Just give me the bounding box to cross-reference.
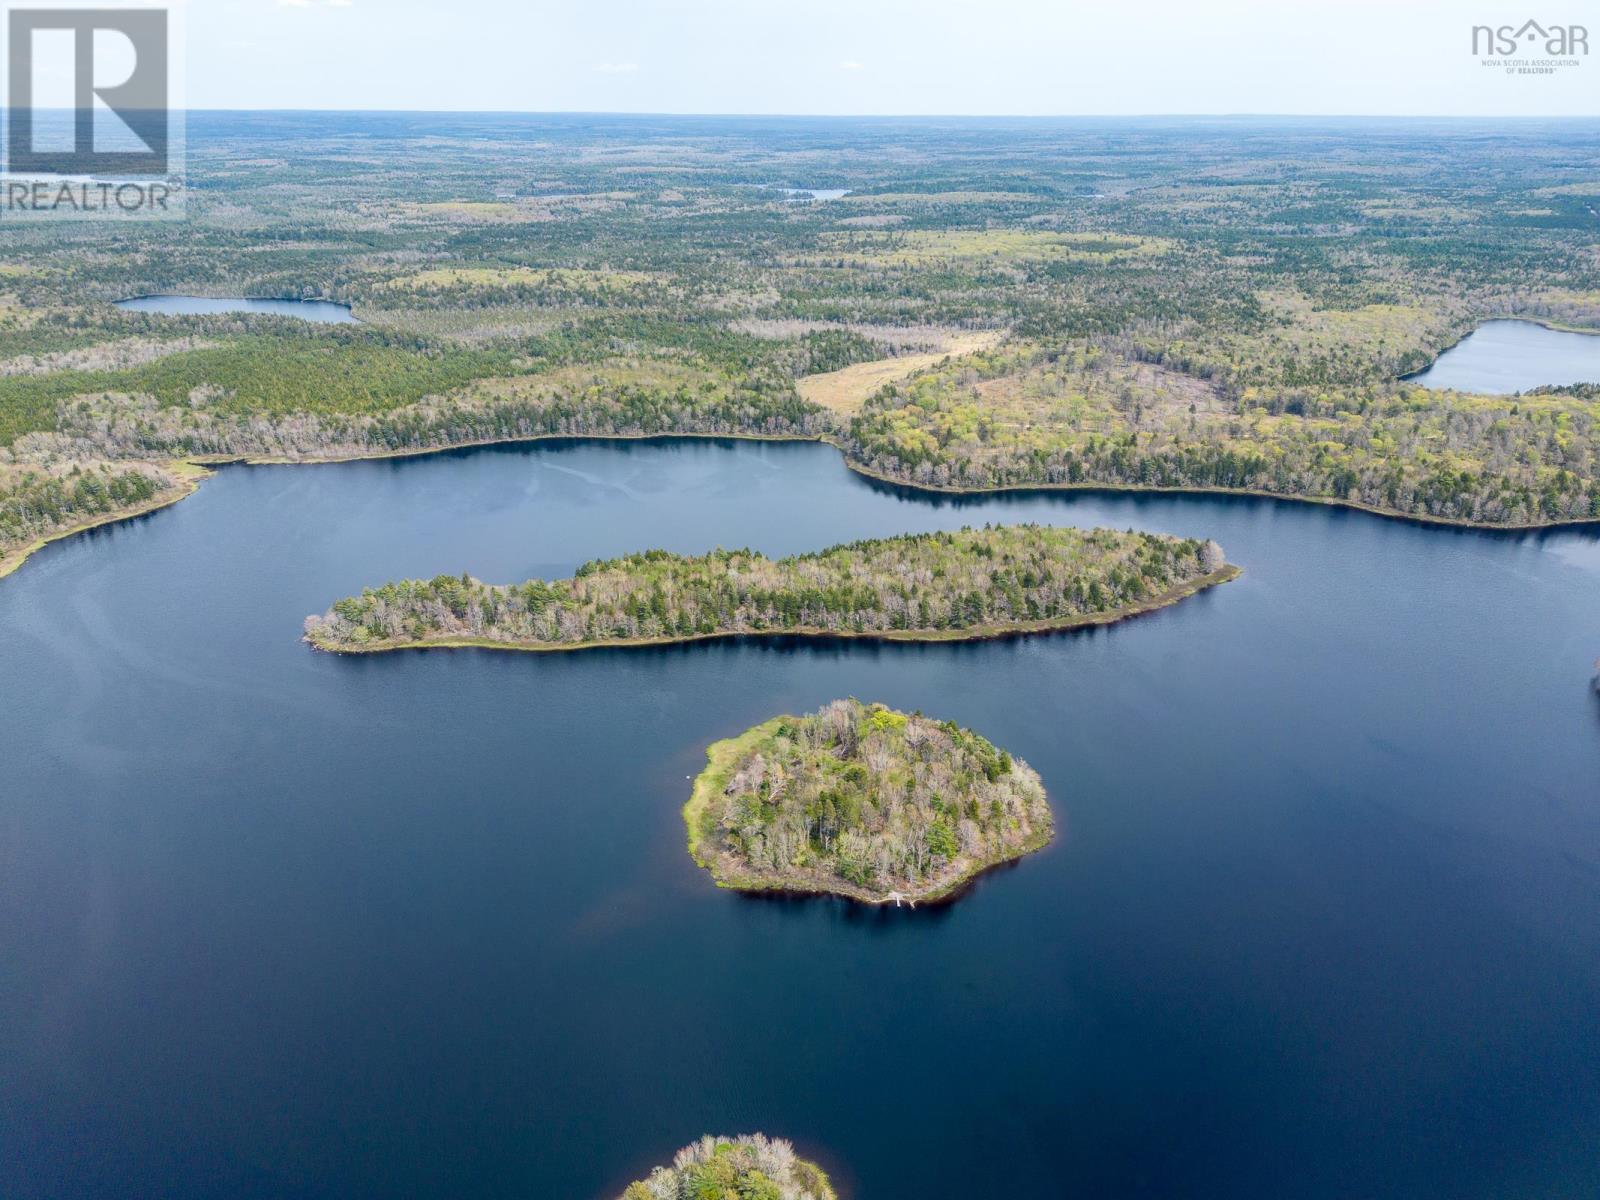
[166,107,1600,121]
[11,105,1597,121]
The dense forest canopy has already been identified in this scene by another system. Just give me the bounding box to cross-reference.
[686,700,1052,903]
[618,1135,835,1200]
[3,113,1600,574]
[303,524,1232,651]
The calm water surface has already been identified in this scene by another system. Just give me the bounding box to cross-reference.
[2,439,1598,1199]
[115,296,358,323]
[1408,318,1600,393]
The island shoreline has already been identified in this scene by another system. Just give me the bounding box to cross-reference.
[304,565,1242,656]
[682,707,1055,906]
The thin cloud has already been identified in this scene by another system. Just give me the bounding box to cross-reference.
[837,60,865,71]
[593,62,640,74]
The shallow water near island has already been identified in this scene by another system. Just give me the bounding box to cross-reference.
[1407,318,1600,393]
[115,295,358,323]
[2,438,1598,1199]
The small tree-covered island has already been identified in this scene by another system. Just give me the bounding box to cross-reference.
[618,1135,835,1200]
[303,524,1236,653]
[686,700,1052,905]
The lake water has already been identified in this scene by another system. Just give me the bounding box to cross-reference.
[746,184,853,201]
[115,296,358,324]
[1407,318,1600,393]
[2,438,1597,1199]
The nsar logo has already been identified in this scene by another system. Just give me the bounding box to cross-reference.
[1471,18,1588,75]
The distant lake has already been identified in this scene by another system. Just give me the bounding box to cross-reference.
[2,437,1598,1200]
[1407,318,1600,393]
[745,184,852,201]
[784,188,851,201]
[116,296,358,324]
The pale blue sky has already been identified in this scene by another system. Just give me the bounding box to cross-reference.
[190,0,1598,115]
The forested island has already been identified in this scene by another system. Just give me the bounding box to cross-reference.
[685,700,1052,904]
[618,1135,835,1200]
[303,525,1235,653]
[4,116,1600,581]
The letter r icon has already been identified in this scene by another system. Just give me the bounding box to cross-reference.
[6,7,168,175]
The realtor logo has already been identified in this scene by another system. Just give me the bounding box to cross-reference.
[7,7,167,173]
[1,3,183,217]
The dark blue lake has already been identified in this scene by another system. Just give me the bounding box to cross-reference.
[115,296,358,323]
[1408,319,1600,393]
[2,438,1598,1199]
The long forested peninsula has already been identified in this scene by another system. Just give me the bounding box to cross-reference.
[303,525,1235,653]
[619,1135,835,1200]
[686,700,1051,904]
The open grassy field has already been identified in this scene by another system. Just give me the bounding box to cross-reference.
[797,330,1006,415]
